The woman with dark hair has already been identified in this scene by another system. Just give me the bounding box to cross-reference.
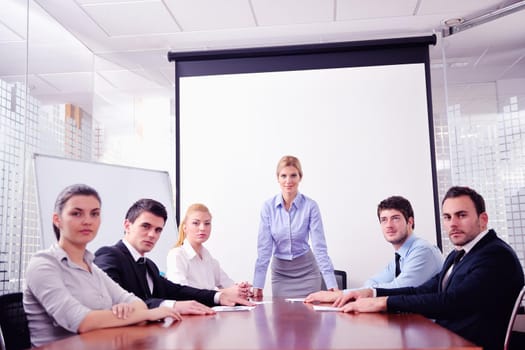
[23,184,181,347]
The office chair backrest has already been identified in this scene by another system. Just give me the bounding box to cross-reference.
[504,285,525,350]
[0,292,31,350]
[321,269,347,291]
[334,270,347,290]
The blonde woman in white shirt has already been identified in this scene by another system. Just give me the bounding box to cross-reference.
[166,203,251,299]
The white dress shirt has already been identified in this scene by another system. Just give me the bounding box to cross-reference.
[166,240,235,290]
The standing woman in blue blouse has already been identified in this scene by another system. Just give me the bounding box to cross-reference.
[252,155,338,298]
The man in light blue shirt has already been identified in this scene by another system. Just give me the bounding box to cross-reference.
[305,195,443,302]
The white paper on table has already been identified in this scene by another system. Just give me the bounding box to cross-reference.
[162,317,175,328]
[212,306,256,312]
[312,305,342,312]
[252,300,273,304]
[285,298,305,303]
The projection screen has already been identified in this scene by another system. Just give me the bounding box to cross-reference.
[169,35,440,290]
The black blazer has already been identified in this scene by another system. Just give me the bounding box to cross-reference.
[94,240,217,308]
[377,230,524,350]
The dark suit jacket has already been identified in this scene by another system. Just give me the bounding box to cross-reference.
[94,240,217,308]
[377,230,524,350]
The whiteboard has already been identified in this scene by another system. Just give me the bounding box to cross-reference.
[33,154,177,273]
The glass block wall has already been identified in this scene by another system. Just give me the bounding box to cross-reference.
[0,81,39,293]
[431,51,525,266]
[0,78,95,293]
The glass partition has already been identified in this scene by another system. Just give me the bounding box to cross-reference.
[430,16,525,268]
[0,0,30,294]
[0,0,176,294]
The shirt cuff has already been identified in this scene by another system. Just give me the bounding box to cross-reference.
[372,288,377,297]
[161,300,176,308]
[214,292,222,304]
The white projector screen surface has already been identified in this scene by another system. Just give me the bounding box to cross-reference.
[178,63,437,291]
[34,154,177,273]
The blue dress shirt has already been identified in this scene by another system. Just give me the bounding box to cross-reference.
[253,192,337,289]
[362,234,444,289]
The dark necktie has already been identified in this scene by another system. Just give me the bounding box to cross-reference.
[442,249,465,289]
[453,249,465,266]
[395,253,401,277]
[136,257,151,296]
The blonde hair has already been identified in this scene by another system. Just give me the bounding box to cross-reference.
[276,155,303,178]
[175,203,212,247]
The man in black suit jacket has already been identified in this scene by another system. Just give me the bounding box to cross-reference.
[318,186,524,350]
[94,198,252,315]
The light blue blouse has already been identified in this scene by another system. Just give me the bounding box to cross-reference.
[253,193,337,289]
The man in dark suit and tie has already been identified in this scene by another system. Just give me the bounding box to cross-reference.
[312,186,524,350]
[94,198,252,316]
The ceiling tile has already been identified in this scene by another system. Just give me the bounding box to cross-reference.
[336,0,418,20]
[38,71,93,93]
[97,69,163,90]
[26,44,93,75]
[500,57,525,81]
[418,0,503,16]
[28,74,60,94]
[97,49,172,71]
[0,42,27,76]
[477,47,525,73]
[3,0,524,108]
[76,0,146,3]
[164,0,255,30]
[1,1,27,40]
[252,0,333,25]
[0,20,24,42]
[81,0,180,36]
[159,66,175,85]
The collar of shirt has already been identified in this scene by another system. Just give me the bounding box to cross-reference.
[50,243,95,266]
[455,228,489,255]
[274,192,304,209]
[396,234,417,258]
[122,238,145,262]
[182,239,211,261]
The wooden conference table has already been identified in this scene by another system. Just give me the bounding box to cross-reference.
[34,298,481,350]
